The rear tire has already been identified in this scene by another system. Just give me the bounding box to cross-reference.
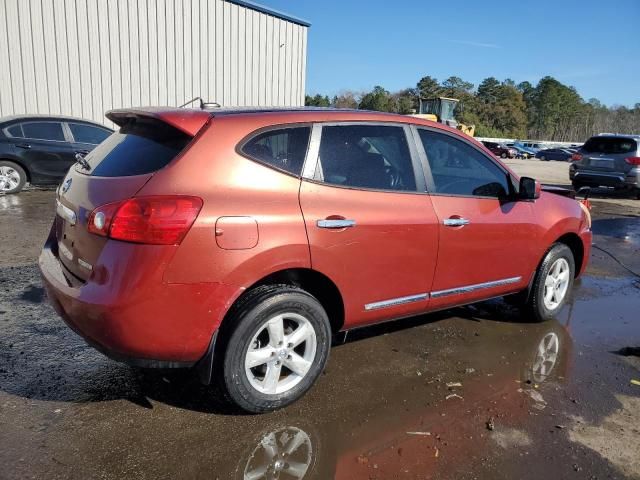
[221,285,331,413]
[0,160,27,194]
[540,155,547,161]
[524,244,575,322]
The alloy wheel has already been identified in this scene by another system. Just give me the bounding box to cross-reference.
[244,313,317,395]
[543,258,570,310]
[0,166,21,192]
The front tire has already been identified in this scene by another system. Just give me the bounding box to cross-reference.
[221,285,331,413]
[0,161,27,194]
[525,243,575,322]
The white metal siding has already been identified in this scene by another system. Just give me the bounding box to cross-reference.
[0,0,308,125]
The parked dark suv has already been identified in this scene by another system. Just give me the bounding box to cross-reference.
[570,134,640,199]
[0,115,112,194]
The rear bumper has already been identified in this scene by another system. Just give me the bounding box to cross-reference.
[570,167,640,189]
[38,228,237,366]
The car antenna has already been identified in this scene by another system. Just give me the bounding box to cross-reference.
[179,97,221,110]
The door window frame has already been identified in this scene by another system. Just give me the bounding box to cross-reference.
[301,121,427,194]
[411,125,516,199]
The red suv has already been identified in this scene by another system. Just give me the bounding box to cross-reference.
[40,107,592,412]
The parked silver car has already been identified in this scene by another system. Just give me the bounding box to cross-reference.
[570,134,640,199]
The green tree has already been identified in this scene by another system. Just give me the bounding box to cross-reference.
[359,86,393,112]
[416,76,442,99]
[305,94,330,107]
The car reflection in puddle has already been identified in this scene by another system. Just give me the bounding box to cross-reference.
[232,319,571,480]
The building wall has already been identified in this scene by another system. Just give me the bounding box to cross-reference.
[0,0,308,125]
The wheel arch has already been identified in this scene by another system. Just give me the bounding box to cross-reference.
[196,267,345,385]
[553,232,585,278]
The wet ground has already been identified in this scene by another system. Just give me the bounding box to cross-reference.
[1,190,639,480]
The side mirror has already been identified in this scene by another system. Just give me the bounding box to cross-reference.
[519,176,540,200]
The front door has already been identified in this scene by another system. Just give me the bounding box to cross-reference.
[299,123,439,328]
[415,128,539,309]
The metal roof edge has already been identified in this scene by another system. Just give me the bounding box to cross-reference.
[225,0,311,27]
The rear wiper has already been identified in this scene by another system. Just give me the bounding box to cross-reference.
[75,152,91,171]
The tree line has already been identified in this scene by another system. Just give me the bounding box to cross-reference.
[306,75,640,142]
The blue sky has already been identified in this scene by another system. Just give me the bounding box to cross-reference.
[266,0,639,107]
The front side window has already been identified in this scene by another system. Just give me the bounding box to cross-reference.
[69,123,111,145]
[241,126,311,176]
[21,122,66,142]
[316,124,417,192]
[419,129,510,198]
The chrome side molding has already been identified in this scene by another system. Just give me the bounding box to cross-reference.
[431,276,522,298]
[365,293,429,311]
[364,276,523,311]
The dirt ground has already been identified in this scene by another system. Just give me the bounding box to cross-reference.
[1,187,639,480]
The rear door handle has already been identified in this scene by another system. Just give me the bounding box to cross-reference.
[443,217,470,227]
[317,219,356,229]
[16,143,31,149]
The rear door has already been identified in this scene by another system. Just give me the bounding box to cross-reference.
[7,121,76,183]
[299,123,439,328]
[415,128,538,309]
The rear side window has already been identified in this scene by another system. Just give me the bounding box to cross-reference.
[5,124,23,137]
[69,123,111,144]
[316,124,417,192]
[22,122,66,141]
[241,126,311,176]
[583,137,637,154]
[419,129,509,198]
[85,119,191,177]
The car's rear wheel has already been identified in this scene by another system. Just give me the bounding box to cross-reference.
[525,243,575,322]
[0,161,27,194]
[540,155,547,161]
[221,285,331,413]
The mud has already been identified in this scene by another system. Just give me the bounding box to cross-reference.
[1,190,639,479]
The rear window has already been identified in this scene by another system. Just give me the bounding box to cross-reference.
[583,137,637,154]
[84,119,191,177]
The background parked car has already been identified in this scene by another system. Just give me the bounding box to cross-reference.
[508,144,535,159]
[481,141,517,158]
[0,115,112,194]
[536,148,574,161]
[570,134,640,199]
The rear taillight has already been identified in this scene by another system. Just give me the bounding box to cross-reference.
[624,156,640,166]
[88,196,203,245]
[571,153,583,162]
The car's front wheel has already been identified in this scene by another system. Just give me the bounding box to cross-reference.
[525,243,575,322]
[0,161,27,194]
[221,285,331,413]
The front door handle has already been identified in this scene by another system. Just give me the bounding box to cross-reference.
[443,217,470,227]
[317,219,356,229]
[16,143,31,149]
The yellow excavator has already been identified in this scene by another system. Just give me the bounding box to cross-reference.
[410,97,475,137]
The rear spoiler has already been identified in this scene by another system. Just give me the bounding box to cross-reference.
[106,108,211,136]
